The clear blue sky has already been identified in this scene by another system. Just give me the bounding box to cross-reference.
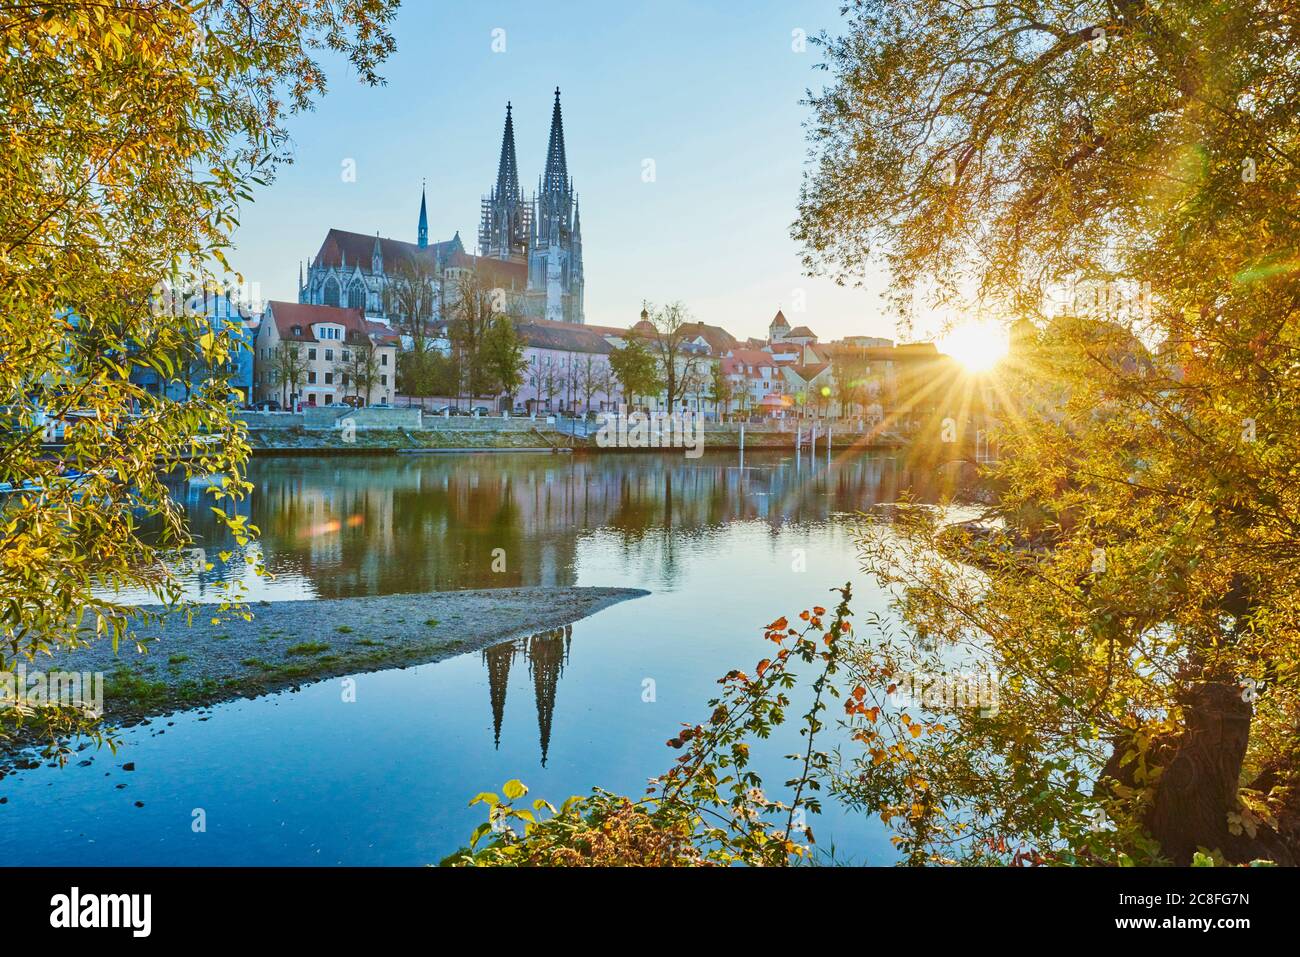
[233,0,894,343]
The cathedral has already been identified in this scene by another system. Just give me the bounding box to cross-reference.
[298,90,585,326]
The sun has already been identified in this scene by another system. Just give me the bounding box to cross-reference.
[939,320,1010,372]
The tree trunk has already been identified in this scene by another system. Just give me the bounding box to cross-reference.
[1098,681,1295,865]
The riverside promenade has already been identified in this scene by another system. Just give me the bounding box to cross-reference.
[240,407,905,454]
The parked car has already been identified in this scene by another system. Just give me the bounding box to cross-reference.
[470,406,492,416]
[370,402,393,409]
[250,399,281,412]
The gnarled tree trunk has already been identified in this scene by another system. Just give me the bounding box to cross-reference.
[1098,681,1295,865]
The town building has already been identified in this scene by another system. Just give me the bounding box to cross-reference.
[513,319,617,414]
[131,291,259,404]
[253,301,398,408]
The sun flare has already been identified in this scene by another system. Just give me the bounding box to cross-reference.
[939,320,1010,372]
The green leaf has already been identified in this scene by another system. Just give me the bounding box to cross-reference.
[502,779,528,800]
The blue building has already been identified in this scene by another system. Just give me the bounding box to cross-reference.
[131,292,259,405]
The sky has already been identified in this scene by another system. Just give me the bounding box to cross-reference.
[233,0,899,345]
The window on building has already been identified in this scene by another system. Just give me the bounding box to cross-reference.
[381,353,388,366]
[325,349,333,362]
[291,325,302,337]
[324,372,333,385]
[342,350,350,362]
[348,281,365,310]
[380,374,387,386]
[308,372,317,384]
[323,277,340,307]
[308,348,317,361]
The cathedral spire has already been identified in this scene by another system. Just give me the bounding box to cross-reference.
[495,102,520,203]
[541,87,569,197]
[417,180,428,248]
[479,103,528,262]
[483,642,516,749]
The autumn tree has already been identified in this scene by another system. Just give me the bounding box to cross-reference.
[270,341,308,408]
[0,0,397,750]
[708,363,733,421]
[796,0,1300,864]
[448,269,508,400]
[337,336,381,406]
[479,316,527,410]
[389,257,442,401]
[608,338,660,412]
[575,354,607,416]
[637,302,705,413]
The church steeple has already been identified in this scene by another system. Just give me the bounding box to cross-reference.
[526,87,583,324]
[541,88,569,197]
[417,180,428,248]
[496,102,520,203]
[479,103,529,262]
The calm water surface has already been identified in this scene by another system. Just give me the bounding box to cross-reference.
[2,450,941,865]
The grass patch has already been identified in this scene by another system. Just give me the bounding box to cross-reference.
[355,638,384,647]
[285,642,331,656]
[335,625,354,634]
[104,668,170,710]
[167,654,190,665]
[424,619,439,628]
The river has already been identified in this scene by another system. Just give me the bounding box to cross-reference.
[1,449,943,865]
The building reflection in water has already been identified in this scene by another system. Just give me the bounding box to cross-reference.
[165,450,952,761]
[172,450,946,600]
[483,626,572,766]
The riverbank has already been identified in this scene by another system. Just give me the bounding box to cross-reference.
[246,425,901,454]
[48,586,648,721]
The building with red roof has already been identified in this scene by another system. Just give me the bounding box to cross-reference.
[254,301,399,408]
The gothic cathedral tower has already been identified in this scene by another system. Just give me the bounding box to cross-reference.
[526,90,584,324]
[478,103,529,263]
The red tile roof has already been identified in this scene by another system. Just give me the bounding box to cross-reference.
[312,228,462,273]
[516,321,614,355]
[445,250,527,288]
[786,362,831,383]
[266,301,371,343]
[727,348,779,367]
[677,321,738,355]
[786,325,817,339]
